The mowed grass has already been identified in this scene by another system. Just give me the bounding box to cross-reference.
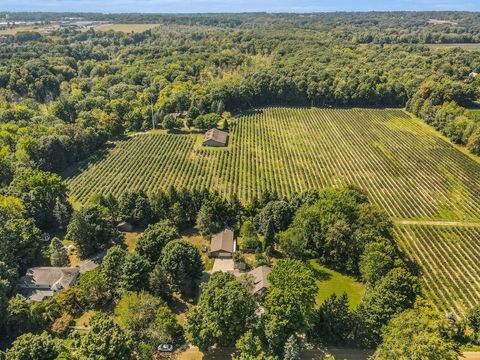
[94,24,160,32]
[309,260,365,309]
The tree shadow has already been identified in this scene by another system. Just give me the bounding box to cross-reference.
[308,262,333,282]
[61,142,116,179]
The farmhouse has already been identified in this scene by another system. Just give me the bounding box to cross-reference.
[204,128,228,147]
[210,228,235,258]
[19,267,79,301]
[247,265,271,297]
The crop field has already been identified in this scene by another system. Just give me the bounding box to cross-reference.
[66,107,480,221]
[395,224,480,315]
[65,107,480,314]
[93,24,160,32]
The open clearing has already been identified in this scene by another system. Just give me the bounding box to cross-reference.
[309,260,365,309]
[65,107,480,314]
[94,23,160,32]
[426,43,480,51]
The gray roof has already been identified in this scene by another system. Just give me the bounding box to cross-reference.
[19,267,79,301]
[204,128,228,145]
[248,266,271,294]
[210,228,234,253]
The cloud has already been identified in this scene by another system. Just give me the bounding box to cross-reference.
[1,0,478,13]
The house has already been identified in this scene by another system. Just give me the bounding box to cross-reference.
[247,265,271,297]
[204,128,228,147]
[19,267,79,301]
[210,228,235,258]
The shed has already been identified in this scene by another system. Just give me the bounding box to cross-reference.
[210,228,235,258]
[204,128,228,147]
[116,221,133,232]
[248,265,271,297]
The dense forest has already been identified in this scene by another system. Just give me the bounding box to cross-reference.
[1,11,480,360]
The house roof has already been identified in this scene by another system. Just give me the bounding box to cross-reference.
[19,267,79,291]
[210,228,234,253]
[248,265,271,294]
[204,128,228,145]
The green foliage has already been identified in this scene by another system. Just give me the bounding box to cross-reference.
[148,264,171,300]
[255,200,292,235]
[310,293,352,345]
[240,220,261,251]
[234,331,274,360]
[101,246,128,293]
[355,267,420,347]
[193,113,221,130]
[135,220,179,265]
[120,253,150,292]
[9,169,70,229]
[186,272,256,351]
[278,187,393,274]
[115,292,182,349]
[467,304,480,335]
[118,191,153,227]
[374,308,458,360]
[283,335,301,360]
[5,331,59,360]
[359,241,396,286]
[195,197,232,236]
[49,237,69,267]
[263,259,317,355]
[160,240,203,296]
[77,314,133,360]
[67,205,121,259]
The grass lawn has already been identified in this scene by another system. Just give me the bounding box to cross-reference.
[181,229,214,271]
[124,231,142,252]
[309,260,365,309]
[74,310,97,328]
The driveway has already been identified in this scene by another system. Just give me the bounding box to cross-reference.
[211,258,234,273]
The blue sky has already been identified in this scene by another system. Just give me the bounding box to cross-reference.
[1,0,479,13]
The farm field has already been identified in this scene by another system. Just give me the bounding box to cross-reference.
[395,224,480,315]
[93,23,160,32]
[65,107,480,314]
[425,43,480,51]
[66,107,480,221]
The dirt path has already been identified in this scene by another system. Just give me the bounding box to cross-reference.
[395,219,480,227]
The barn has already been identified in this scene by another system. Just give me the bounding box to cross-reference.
[204,128,228,147]
[210,228,235,258]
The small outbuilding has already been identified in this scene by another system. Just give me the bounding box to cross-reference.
[204,128,228,147]
[247,265,271,297]
[116,221,134,232]
[210,228,235,258]
[19,267,79,301]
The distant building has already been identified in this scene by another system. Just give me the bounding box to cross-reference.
[210,228,235,258]
[19,267,79,301]
[469,71,478,78]
[247,265,271,297]
[204,128,228,147]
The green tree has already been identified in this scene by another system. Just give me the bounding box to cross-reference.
[283,335,301,360]
[5,331,59,360]
[359,241,396,286]
[78,314,133,360]
[467,304,480,337]
[135,220,179,266]
[120,253,150,292]
[263,259,317,355]
[162,114,181,130]
[374,308,458,360]
[148,264,171,300]
[234,331,274,360]
[9,169,70,229]
[186,272,255,351]
[49,237,69,267]
[67,205,121,259]
[101,246,128,293]
[355,267,420,347]
[310,293,352,345]
[160,240,203,296]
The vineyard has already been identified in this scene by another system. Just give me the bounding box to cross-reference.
[395,224,480,315]
[65,107,480,313]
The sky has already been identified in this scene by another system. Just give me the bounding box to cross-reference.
[1,0,479,13]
